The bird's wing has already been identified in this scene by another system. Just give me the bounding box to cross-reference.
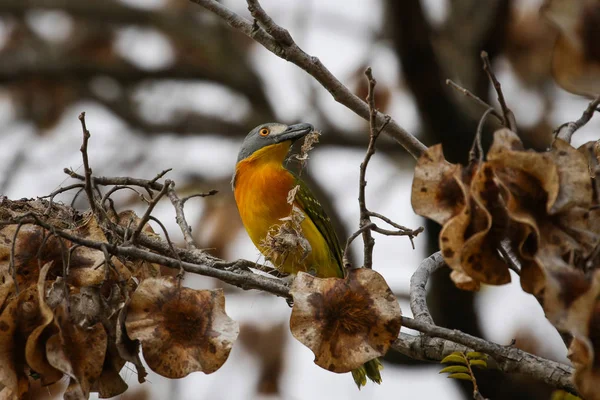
[291,172,345,277]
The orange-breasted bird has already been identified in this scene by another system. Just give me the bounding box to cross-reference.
[232,122,383,388]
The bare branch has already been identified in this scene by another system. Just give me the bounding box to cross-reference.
[181,190,219,206]
[188,0,427,159]
[400,317,576,395]
[359,68,381,269]
[446,79,504,125]
[481,51,517,132]
[342,222,376,269]
[469,107,495,162]
[246,0,294,46]
[405,251,577,395]
[78,112,97,214]
[555,95,600,143]
[131,180,171,244]
[64,169,164,191]
[409,252,445,325]
[167,183,200,250]
[341,69,423,269]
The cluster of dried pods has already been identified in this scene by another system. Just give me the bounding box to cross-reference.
[412,129,600,399]
[0,201,239,399]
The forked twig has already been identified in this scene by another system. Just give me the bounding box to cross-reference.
[131,180,171,244]
[343,68,422,270]
[481,51,517,132]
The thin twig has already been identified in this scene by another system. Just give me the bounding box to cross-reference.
[149,168,172,186]
[78,112,97,214]
[455,351,485,399]
[181,190,219,206]
[167,183,199,250]
[469,108,495,162]
[555,95,600,143]
[148,215,184,278]
[446,79,504,125]
[70,187,86,208]
[131,180,170,244]
[100,243,117,281]
[342,222,376,269]
[358,67,380,269]
[41,183,85,215]
[101,185,144,207]
[481,51,517,132]
[188,0,427,159]
[367,211,412,231]
[64,169,164,192]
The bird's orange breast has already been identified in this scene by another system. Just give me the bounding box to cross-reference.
[234,161,295,246]
[233,142,340,277]
[234,143,296,248]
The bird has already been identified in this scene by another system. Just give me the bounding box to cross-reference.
[232,122,383,388]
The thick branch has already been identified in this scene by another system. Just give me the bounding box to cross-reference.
[0,211,290,299]
[406,250,577,395]
[400,317,576,394]
[409,251,445,325]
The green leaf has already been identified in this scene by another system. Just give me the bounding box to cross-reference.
[439,365,469,374]
[441,354,467,365]
[466,352,488,360]
[447,373,473,381]
[469,359,488,369]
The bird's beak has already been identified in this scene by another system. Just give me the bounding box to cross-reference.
[275,123,314,143]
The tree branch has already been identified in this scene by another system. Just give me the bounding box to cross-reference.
[404,250,577,395]
[555,95,600,143]
[400,317,576,394]
[409,252,445,325]
[78,112,97,216]
[187,0,427,159]
[481,51,517,132]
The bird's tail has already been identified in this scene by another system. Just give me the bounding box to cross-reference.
[351,358,383,388]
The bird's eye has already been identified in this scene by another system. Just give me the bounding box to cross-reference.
[259,127,270,136]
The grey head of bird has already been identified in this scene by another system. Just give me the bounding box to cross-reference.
[236,122,314,163]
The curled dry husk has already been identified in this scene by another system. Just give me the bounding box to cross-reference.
[412,130,600,398]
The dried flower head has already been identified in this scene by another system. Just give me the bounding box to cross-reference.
[289,268,401,373]
[125,277,239,378]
